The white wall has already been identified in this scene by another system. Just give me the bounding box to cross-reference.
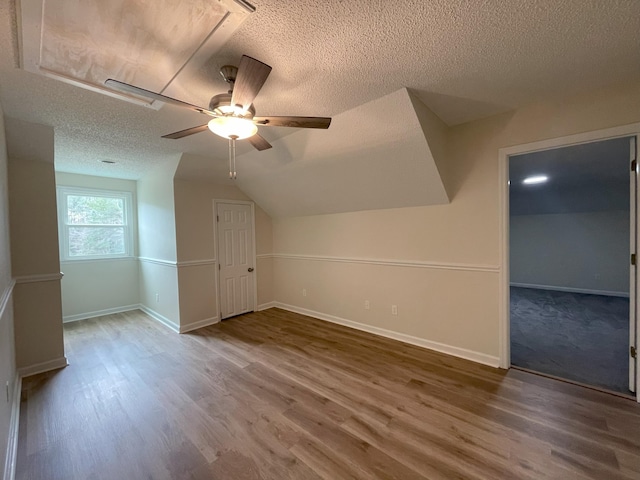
[137,160,180,328]
[6,118,66,374]
[510,211,629,295]
[269,81,640,366]
[0,102,18,480]
[255,201,273,308]
[138,161,179,263]
[174,178,234,330]
[173,164,273,330]
[56,173,139,320]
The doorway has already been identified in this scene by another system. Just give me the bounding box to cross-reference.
[215,200,257,320]
[499,128,639,400]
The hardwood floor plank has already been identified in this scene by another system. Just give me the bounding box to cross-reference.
[15,308,640,479]
[243,362,352,424]
[404,371,639,456]
[616,449,640,477]
[290,436,371,480]
[284,401,428,480]
[340,414,488,480]
[406,378,625,467]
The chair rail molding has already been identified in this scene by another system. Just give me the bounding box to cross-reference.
[137,257,177,267]
[267,253,499,273]
[176,259,216,267]
[14,272,63,283]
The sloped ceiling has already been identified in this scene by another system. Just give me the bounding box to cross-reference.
[233,89,449,217]
[5,117,54,163]
[1,0,640,206]
[175,151,237,184]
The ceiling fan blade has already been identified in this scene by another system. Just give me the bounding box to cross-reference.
[162,124,209,139]
[231,56,272,112]
[247,134,272,151]
[105,79,217,116]
[253,116,332,129]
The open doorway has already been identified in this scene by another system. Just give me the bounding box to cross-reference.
[506,136,637,396]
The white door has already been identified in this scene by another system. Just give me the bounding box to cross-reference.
[630,136,638,393]
[217,202,255,319]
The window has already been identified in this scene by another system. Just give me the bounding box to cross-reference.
[57,187,134,261]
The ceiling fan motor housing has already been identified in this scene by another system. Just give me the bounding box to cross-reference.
[208,93,255,118]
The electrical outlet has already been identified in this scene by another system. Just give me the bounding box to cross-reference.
[391,305,398,315]
[155,293,160,303]
[302,289,307,297]
[364,300,370,310]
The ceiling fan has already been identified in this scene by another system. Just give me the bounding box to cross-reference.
[105,55,332,178]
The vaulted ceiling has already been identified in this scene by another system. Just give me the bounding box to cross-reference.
[0,1,639,213]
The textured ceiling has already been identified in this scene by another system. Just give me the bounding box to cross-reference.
[0,0,639,181]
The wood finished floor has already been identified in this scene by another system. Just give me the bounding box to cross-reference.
[16,308,640,480]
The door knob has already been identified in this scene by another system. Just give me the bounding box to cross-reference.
[248,267,254,272]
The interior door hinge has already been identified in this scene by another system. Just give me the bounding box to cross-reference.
[632,253,636,266]
[218,263,220,270]
[632,346,638,359]
[217,215,219,222]
[632,160,637,172]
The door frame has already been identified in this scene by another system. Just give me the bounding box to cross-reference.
[212,199,258,319]
[498,122,640,401]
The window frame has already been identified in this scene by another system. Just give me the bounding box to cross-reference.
[57,186,134,262]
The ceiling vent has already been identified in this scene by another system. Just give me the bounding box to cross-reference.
[18,0,254,107]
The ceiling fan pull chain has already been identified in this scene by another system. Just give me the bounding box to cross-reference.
[232,138,237,179]
[229,136,238,179]
[228,138,233,179]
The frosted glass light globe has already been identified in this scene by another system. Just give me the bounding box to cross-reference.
[208,117,258,140]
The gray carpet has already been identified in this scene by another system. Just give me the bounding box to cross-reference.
[510,287,631,394]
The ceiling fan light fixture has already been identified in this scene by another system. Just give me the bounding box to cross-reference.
[207,116,258,140]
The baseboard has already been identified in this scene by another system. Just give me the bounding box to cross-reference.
[257,301,276,311]
[510,282,629,298]
[18,356,68,379]
[63,304,140,323]
[139,305,221,334]
[272,303,500,368]
[138,305,180,333]
[3,374,21,480]
[180,316,220,333]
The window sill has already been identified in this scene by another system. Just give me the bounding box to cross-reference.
[60,256,136,264]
